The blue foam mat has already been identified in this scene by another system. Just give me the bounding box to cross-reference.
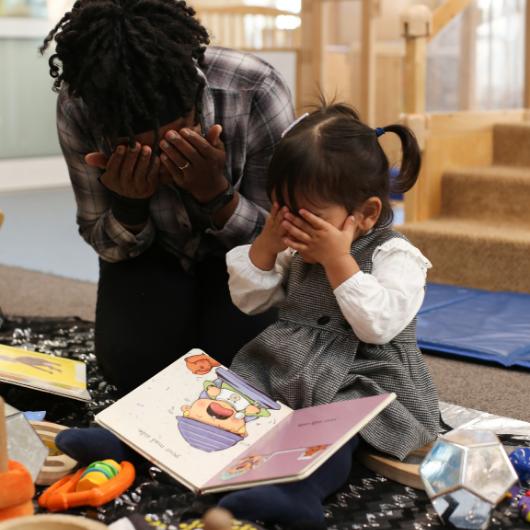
[418,283,530,369]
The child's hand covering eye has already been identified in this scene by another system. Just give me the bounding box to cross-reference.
[282,209,358,267]
[248,202,290,271]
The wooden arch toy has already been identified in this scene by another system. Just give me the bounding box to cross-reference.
[38,461,135,512]
[29,421,77,486]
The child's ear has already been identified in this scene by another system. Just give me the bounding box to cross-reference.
[356,197,382,231]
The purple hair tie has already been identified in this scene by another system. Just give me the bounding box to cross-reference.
[375,127,386,137]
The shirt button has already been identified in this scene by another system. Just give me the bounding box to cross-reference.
[317,316,330,325]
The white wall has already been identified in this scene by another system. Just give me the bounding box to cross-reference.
[0,186,98,282]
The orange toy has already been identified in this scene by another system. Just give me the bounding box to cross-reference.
[0,399,35,522]
[38,460,135,512]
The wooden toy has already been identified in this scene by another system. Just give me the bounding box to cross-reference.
[0,398,35,522]
[202,508,234,530]
[357,442,433,491]
[38,460,135,512]
[30,421,78,486]
[178,508,266,530]
[0,514,108,530]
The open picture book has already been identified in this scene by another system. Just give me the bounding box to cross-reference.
[96,349,395,494]
[0,343,91,401]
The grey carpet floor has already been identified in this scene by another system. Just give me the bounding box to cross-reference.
[1,263,529,422]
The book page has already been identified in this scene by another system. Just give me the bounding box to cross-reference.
[0,343,90,401]
[204,393,395,493]
[96,349,292,491]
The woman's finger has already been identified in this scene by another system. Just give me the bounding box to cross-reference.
[146,155,161,194]
[85,152,108,169]
[165,130,203,166]
[160,138,190,169]
[180,128,217,159]
[106,146,125,177]
[133,146,152,194]
[119,143,141,190]
[160,154,185,188]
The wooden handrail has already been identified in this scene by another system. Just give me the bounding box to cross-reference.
[195,6,298,18]
[430,0,474,41]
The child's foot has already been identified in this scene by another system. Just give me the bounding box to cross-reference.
[218,483,325,527]
[55,427,131,465]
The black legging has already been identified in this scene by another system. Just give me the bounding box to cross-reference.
[95,245,276,394]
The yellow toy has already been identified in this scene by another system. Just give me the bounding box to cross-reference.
[76,460,121,492]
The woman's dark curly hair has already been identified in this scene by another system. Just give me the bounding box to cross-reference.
[40,0,210,145]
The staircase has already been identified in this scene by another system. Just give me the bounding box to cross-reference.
[400,123,530,294]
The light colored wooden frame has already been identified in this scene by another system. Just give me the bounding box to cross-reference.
[404,110,527,222]
[299,0,323,110]
[194,3,303,110]
[524,0,530,109]
[429,0,474,41]
[360,0,380,125]
[402,0,530,222]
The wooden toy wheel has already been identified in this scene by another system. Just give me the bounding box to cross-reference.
[29,421,77,486]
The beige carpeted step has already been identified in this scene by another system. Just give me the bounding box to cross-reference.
[399,219,530,293]
[493,123,530,167]
[441,166,530,226]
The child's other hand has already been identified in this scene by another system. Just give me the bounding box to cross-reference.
[249,202,289,270]
[282,209,358,267]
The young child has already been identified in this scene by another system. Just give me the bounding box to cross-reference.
[56,103,439,529]
[215,103,440,526]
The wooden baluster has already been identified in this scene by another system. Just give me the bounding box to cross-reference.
[402,5,432,115]
[360,0,379,125]
[523,0,530,109]
[300,0,323,109]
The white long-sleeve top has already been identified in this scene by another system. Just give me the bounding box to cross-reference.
[226,238,432,345]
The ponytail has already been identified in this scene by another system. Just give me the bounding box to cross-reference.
[379,124,421,195]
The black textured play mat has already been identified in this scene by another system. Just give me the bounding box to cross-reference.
[0,316,528,530]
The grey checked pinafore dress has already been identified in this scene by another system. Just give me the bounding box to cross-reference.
[230,225,440,460]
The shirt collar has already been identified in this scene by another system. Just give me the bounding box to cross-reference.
[196,66,215,135]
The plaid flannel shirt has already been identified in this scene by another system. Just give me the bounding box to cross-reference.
[57,46,295,269]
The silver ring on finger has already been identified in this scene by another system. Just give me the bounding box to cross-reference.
[178,162,190,171]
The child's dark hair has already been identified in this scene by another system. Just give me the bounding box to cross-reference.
[267,102,421,227]
[40,0,210,145]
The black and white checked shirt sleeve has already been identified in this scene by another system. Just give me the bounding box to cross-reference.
[206,57,295,249]
[57,47,295,267]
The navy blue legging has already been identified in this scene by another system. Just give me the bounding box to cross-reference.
[218,437,360,527]
[56,428,359,528]
[95,245,276,394]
